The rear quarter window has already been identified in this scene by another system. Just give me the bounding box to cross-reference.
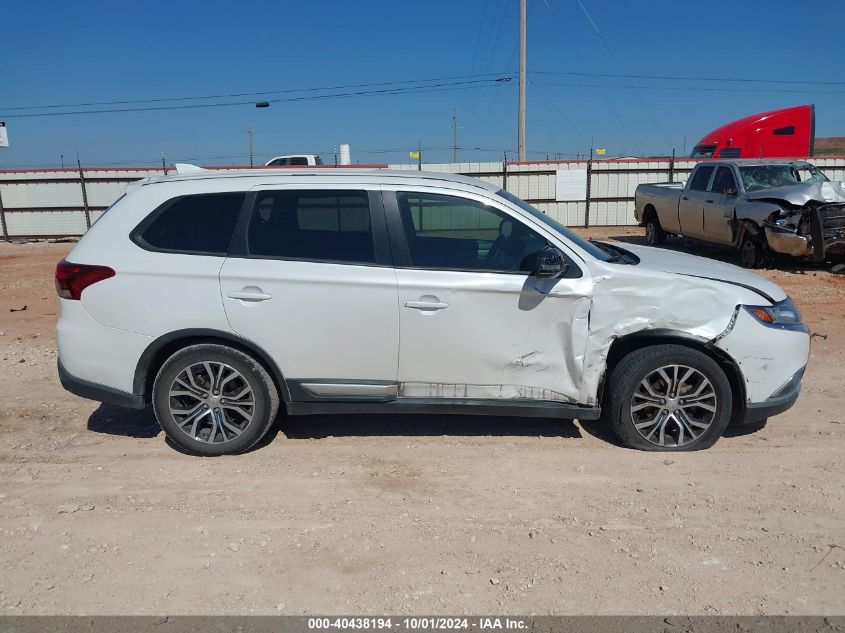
[132,192,245,255]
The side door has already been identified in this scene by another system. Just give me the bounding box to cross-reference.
[383,187,593,404]
[678,164,715,238]
[704,166,739,244]
[219,186,399,401]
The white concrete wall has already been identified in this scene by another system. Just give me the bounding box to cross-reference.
[2,159,844,238]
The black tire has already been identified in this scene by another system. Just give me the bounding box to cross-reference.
[738,230,771,269]
[152,344,280,456]
[603,344,732,451]
[644,215,666,246]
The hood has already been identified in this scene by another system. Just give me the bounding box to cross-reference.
[610,242,787,303]
[745,180,845,206]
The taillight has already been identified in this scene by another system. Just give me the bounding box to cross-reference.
[55,259,115,300]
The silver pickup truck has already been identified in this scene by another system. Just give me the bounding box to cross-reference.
[634,159,845,268]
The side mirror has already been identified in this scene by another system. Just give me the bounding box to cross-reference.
[533,246,568,278]
[724,186,737,196]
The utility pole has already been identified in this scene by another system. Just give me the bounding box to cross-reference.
[248,128,254,167]
[60,154,64,169]
[452,108,459,163]
[517,0,527,162]
[417,141,422,171]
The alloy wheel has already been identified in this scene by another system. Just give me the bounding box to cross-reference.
[629,364,717,447]
[168,361,255,444]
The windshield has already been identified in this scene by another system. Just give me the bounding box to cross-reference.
[739,164,829,192]
[690,144,717,158]
[496,189,613,262]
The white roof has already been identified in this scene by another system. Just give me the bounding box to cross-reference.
[142,164,500,193]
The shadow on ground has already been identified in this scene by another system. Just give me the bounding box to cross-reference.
[87,404,161,438]
[86,404,765,450]
[279,413,582,440]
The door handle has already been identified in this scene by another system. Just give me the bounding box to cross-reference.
[705,199,714,203]
[682,195,689,200]
[227,289,272,302]
[404,300,448,311]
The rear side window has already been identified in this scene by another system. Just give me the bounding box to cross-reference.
[289,157,309,166]
[774,126,795,135]
[689,165,715,191]
[134,192,245,255]
[247,190,375,264]
[718,148,741,158]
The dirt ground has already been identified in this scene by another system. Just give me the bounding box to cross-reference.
[0,228,843,616]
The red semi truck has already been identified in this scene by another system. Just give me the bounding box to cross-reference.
[690,105,815,159]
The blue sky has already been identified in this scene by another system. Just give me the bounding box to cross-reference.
[1,0,843,167]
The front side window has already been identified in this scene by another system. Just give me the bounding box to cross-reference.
[710,166,737,194]
[247,190,375,264]
[689,165,716,191]
[497,189,612,262]
[396,192,547,273]
[135,192,245,255]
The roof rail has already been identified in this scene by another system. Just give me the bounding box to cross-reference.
[174,163,208,175]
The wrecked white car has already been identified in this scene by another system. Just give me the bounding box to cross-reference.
[57,166,810,455]
[635,159,845,268]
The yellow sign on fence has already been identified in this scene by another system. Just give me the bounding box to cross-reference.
[409,151,420,159]
[595,148,606,155]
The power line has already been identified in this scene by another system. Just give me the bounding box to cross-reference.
[532,81,845,95]
[574,0,672,149]
[541,0,641,154]
[1,78,514,119]
[0,72,514,112]
[531,70,845,86]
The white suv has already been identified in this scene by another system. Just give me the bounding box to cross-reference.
[56,167,810,455]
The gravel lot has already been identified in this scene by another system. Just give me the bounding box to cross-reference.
[0,229,842,615]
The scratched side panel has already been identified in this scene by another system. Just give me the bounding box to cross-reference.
[396,269,593,402]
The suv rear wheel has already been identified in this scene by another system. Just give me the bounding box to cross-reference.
[603,344,732,451]
[152,344,280,456]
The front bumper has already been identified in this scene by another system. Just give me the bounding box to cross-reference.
[742,366,804,424]
[764,227,811,257]
[714,308,810,422]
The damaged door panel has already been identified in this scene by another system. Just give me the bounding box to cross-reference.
[396,268,594,403]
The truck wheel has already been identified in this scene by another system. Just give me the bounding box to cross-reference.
[152,344,280,456]
[739,233,770,269]
[645,218,666,246]
[603,344,732,451]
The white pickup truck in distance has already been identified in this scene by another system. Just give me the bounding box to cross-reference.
[634,159,845,268]
[265,155,324,167]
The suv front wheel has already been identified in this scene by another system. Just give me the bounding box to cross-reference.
[603,344,732,451]
[152,344,280,456]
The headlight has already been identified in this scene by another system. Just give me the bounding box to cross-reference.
[743,297,803,328]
